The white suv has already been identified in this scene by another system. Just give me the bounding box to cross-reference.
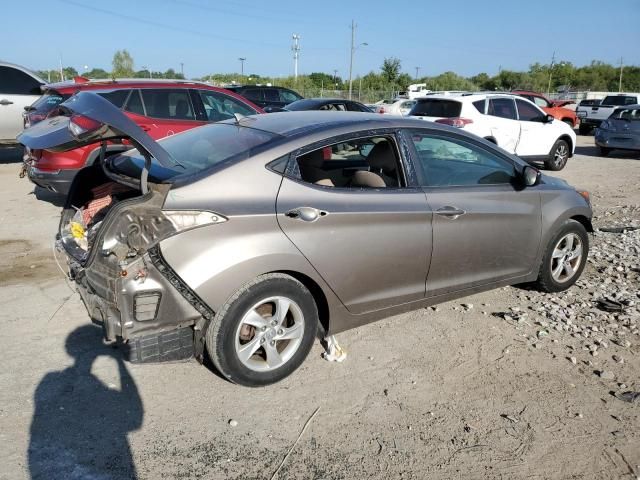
[408,93,576,170]
[0,61,45,145]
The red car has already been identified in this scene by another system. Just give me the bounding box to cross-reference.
[512,90,578,128]
[23,78,263,195]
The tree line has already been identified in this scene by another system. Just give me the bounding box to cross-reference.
[39,50,640,96]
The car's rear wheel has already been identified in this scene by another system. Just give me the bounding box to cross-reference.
[545,139,570,171]
[596,145,610,156]
[205,273,318,387]
[534,219,588,293]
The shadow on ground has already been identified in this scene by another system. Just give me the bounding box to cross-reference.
[575,144,640,159]
[0,146,23,164]
[28,325,143,480]
[31,186,66,207]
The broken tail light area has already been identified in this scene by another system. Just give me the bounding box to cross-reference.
[68,114,105,139]
[101,210,227,263]
[435,117,473,128]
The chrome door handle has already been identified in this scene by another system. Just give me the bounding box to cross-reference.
[284,207,328,222]
[0,99,14,106]
[436,206,466,219]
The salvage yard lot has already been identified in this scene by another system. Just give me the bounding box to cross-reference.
[0,136,638,479]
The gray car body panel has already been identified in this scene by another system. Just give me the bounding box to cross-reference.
[20,105,593,339]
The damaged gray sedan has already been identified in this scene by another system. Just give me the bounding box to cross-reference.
[19,92,593,387]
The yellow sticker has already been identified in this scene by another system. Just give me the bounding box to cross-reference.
[70,222,86,239]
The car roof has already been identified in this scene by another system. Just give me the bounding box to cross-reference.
[231,110,448,137]
[44,78,213,93]
[0,60,46,84]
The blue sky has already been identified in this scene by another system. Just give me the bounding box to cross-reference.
[2,0,639,79]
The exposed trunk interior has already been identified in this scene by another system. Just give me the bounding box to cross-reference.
[60,164,140,263]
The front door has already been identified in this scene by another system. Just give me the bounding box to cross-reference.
[514,98,558,157]
[404,129,542,297]
[276,133,432,314]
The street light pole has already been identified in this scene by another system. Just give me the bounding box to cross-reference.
[238,57,246,76]
[292,34,301,80]
[546,51,556,96]
[619,57,624,92]
[415,66,421,80]
[348,20,355,100]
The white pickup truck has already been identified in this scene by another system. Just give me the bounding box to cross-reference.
[576,93,640,134]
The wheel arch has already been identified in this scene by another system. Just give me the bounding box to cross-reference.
[570,214,594,233]
[557,134,574,157]
[275,270,330,337]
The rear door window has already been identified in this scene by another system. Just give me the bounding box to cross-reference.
[472,99,486,113]
[531,96,550,108]
[263,89,280,102]
[279,89,301,104]
[411,99,462,117]
[602,95,638,106]
[124,89,145,115]
[0,66,41,95]
[488,98,517,120]
[141,89,195,120]
[612,108,640,121]
[240,88,262,102]
[196,89,256,121]
[96,89,130,108]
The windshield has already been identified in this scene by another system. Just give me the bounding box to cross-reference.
[602,95,638,106]
[119,122,280,177]
[30,91,70,113]
[611,108,640,121]
[410,99,462,117]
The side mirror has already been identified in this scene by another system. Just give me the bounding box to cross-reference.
[544,114,555,123]
[522,165,540,187]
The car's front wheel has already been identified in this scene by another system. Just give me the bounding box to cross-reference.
[596,145,610,157]
[205,273,318,387]
[545,139,570,171]
[535,219,588,293]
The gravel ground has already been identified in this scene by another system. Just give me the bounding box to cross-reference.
[0,135,639,480]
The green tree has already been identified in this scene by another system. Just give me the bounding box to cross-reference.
[381,57,401,84]
[85,68,109,79]
[112,50,134,78]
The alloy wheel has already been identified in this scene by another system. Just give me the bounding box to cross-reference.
[553,143,568,167]
[550,233,583,283]
[234,296,305,372]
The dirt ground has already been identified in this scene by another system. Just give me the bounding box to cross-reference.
[0,136,638,480]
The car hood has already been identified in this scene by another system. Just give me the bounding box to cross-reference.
[540,173,570,188]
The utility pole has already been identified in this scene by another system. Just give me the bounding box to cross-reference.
[348,20,356,100]
[415,66,421,80]
[292,34,301,80]
[619,57,624,92]
[333,69,338,90]
[546,51,556,96]
[58,54,64,82]
[238,57,246,76]
[180,62,184,77]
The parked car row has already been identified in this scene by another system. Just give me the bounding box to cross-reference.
[21,78,263,194]
[576,93,640,134]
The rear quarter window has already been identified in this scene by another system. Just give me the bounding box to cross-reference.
[602,95,638,106]
[410,100,462,117]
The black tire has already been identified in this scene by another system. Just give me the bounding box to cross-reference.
[534,219,589,293]
[596,145,610,157]
[205,273,318,387]
[578,124,591,135]
[545,139,570,171]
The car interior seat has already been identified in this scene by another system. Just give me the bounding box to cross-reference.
[174,100,190,119]
[366,140,399,186]
[298,150,334,186]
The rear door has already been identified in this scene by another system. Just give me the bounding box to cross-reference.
[125,88,204,139]
[276,131,432,314]
[0,65,43,141]
[404,128,541,297]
